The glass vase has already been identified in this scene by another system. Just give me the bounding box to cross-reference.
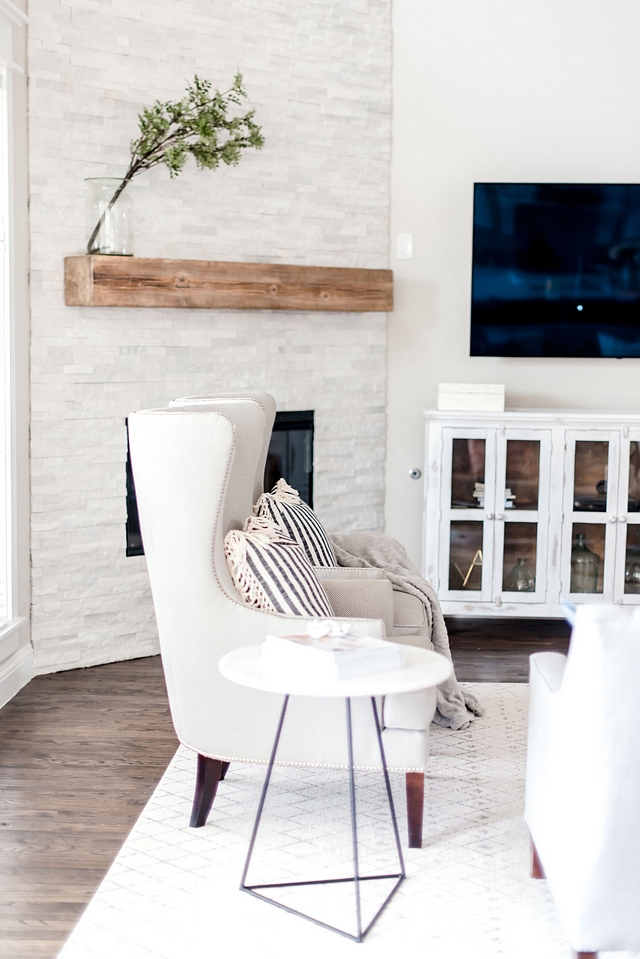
[85,177,133,255]
[504,558,535,592]
[625,531,640,593]
[570,533,599,593]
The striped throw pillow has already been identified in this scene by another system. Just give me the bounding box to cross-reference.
[254,479,337,567]
[224,516,334,617]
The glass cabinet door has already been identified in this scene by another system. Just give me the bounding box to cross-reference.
[492,431,551,605]
[613,431,640,604]
[439,429,496,601]
[562,431,620,602]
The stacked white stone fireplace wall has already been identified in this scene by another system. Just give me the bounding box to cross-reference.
[27,0,391,673]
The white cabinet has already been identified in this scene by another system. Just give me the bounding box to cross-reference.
[423,410,640,618]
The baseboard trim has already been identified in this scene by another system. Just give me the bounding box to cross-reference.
[0,644,34,710]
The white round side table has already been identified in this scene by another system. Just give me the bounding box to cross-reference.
[219,643,452,942]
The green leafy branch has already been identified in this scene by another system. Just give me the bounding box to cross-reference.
[87,73,264,254]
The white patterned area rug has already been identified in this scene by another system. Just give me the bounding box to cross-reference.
[58,684,637,959]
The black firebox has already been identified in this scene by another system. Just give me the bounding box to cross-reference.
[126,409,314,557]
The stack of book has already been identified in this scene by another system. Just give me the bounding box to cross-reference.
[261,631,403,681]
[473,482,485,508]
[472,482,516,509]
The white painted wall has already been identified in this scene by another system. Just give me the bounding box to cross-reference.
[388,0,640,566]
[28,0,391,673]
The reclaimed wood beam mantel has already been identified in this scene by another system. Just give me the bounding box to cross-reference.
[64,255,393,312]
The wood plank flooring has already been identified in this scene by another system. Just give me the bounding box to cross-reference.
[0,619,570,958]
[448,617,570,682]
[0,657,177,959]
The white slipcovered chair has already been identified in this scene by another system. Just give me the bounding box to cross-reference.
[129,393,440,846]
[525,605,640,959]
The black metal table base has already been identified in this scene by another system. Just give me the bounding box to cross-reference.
[240,695,406,942]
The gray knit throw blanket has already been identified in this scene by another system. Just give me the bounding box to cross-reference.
[330,532,484,730]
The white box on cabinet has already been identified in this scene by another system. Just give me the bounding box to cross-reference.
[437,383,505,412]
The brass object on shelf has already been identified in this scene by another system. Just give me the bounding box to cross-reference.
[454,548,483,589]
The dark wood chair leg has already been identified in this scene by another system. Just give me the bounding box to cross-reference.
[220,761,230,782]
[531,837,545,879]
[406,772,424,848]
[189,754,223,828]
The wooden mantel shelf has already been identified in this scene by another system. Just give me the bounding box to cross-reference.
[64,255,393,312]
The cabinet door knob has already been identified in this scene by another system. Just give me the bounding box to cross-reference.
[495,513,504,521]
[619,515,627,523]
[486,512,494,520]
[609,515,617,523]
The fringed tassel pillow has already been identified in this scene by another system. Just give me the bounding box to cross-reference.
[254,479,337,567]
[224,516,334,617]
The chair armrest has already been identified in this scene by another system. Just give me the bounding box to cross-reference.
[315,567,386,581]
[320,578,394,638]
[391,590,428,637]
[381,633,438,730]
[531,650,566,693]
[382,688,437,731]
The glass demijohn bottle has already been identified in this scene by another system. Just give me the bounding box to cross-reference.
[625,531,640,594]
[570,533,599,593]
[504,558,535,592]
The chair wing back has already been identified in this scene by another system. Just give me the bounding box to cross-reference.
[170,392,276,512]
[128,404,387,768]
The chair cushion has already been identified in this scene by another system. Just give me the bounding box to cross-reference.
[224,516,334,617]
[254,479,337,567]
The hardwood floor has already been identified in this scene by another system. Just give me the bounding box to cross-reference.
[0,619,570,958]
[448,617,570,682]
[0,657,177,959]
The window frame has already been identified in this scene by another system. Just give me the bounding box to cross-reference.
[0,0,31,704]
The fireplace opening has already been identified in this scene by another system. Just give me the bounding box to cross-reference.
[264,410,314,508]
[125,409,315,557]
[125,420,144,557]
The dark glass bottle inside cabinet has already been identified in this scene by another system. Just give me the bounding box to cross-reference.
[570,530,602,593]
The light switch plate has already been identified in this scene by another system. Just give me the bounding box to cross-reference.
[396,233,414,259]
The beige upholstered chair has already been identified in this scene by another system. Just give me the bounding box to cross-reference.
[129,394,438,846]
[525,605,640,958]
[170,393,431,645]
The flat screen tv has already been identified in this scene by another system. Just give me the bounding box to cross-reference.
[471,182,640,357]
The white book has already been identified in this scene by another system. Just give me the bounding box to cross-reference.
[262,632,403,680]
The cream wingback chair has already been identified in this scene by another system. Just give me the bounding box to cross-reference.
[171,394,431,645]
[525,605,640,959]
[129,395,439,846]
